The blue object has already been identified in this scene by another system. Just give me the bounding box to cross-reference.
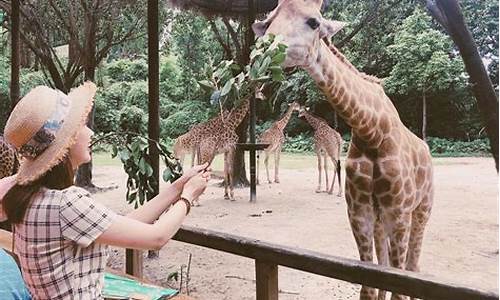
[0,249,31,300]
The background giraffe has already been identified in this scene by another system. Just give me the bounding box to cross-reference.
[0,136,19,179]
[197,96,250,200]
[257,101,300,184]
[173,109,230,167]
[254,1,434,299]
[298,107,343,196]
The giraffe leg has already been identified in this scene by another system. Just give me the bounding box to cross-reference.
[345,156,377,300]
[315,149,322,193]
[346,198,378,300]
[256,151,260,185]
[388,213,412,300]
[336,159,343,197]
[328,155,336,195]
[264,150,272,184]
[323,152,329,193]
[274,147,281,183]
[374,216,389,300]
[405,194,432,300]
[225,149,235,200]
[191,147,196,167]
[223,151,231,200]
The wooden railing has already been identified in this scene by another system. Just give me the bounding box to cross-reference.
[173,226,498,300]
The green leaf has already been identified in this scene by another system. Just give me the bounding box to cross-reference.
[272,52,286,65]
[198,80,215,91]
[138,157,148,175]
[220,78,235,97]
[119,149,130,162]
[163,168,173,182]
[111,145,118,158]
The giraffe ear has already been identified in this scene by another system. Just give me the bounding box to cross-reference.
[320,20,347,40]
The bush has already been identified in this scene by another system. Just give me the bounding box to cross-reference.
[282,133,315,153]
[126,81,148,110]
[106,58,148,82]
[161,101,210,138]
[426,137,490,156]
[119,105,147,134]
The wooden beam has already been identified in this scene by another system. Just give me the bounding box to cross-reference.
[256,260,278,300]
[125,248,143,279]
[173,226,498,300]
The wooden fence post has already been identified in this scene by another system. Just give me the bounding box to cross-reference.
[256,260,278,300]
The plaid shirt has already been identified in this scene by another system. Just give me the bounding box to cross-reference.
[12,186,117,299]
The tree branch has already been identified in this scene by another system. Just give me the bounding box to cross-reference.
[209,19,233,60]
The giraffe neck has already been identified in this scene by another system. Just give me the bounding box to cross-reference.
[275,105,295,131]
[302,111,324,131]
[304,42,400,147]
[227,96,250,130]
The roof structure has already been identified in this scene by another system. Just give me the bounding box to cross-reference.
[167,0,278,17]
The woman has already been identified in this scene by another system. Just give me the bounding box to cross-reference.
[0,82,211,299]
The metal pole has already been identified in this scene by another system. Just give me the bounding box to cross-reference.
[10,0,20,109]
[248,0,257,202]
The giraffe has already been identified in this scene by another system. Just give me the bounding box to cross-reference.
[0,135,19,179]
[173,109,230,167]
[253,1,434,299]
[257,101,300,184]
[298,107,343,196]
[197,96,251,200]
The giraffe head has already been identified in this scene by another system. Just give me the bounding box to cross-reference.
[252,0,346,68]
[288,101,301,112]
[297,106,310,118]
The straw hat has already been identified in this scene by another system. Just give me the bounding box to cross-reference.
[4,82,96,185]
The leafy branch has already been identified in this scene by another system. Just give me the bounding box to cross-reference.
[198,34,288,107]
[91,131,182,208]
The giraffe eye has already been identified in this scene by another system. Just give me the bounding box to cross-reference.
[306,18,320,30]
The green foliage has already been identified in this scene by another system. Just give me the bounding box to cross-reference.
[385,8,464,95]
[200,34,287,107]
[161,101,211,138]
[282,133,315,153]
[106,134,182,208]
[427,137,491,156]
[171,11,224,100]
[160,55,183,101]
[119,105,147,134]
[106,58,148,82]
[126,80,149,109]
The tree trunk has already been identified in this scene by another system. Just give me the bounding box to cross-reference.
[427,0,499,171]
[232,116,250,187]
[10,0,20,110]
[76,16,97,188]
[422,90,427,141]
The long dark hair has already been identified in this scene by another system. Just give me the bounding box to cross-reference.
[2,157,74,223]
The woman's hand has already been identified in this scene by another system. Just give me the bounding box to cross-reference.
[181,170,211,203]
[180,162,210,183]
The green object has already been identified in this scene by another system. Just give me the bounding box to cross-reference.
[103,272,178,300]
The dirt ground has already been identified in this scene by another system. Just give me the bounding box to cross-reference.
[92,155,498,299]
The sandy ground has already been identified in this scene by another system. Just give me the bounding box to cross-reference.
[92,155,498,299]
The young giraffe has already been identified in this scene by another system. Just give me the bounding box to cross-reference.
[173,109,230,167]
[298,107,343,196]
[0,135,19,179]
[197,96,251,200]
[257,101,300,184]
[253,1,433,299]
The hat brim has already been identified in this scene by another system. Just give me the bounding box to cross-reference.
[16,82,96,185]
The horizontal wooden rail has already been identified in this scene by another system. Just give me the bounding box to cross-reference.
[173,226,498,300]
